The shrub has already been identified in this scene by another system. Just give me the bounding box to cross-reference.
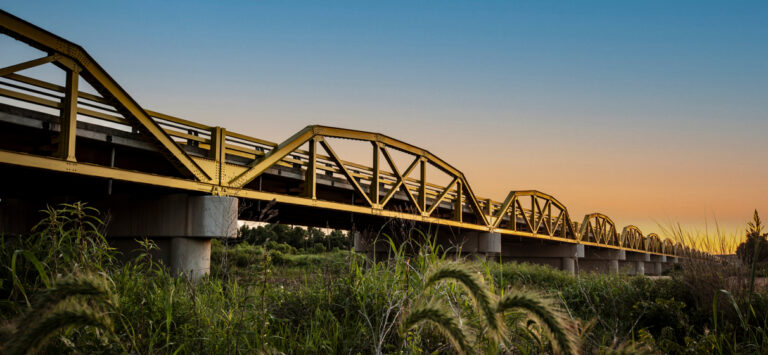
[312,243,326,254]
[266,241,297,255]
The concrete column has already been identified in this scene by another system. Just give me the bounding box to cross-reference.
[562,257,576,274]
[608,259,619,274]
[624,252,651,276]
[108,194,238,280]
[171,237,211,278]
[581,248,625,274]
[634,261,645,275]
[648,255,666,276]
[352,230,397,261]
[501,241,584,274]
[353,231,366,253]
[445,230,501,260]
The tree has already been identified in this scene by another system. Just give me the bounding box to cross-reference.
[736,210,768,265]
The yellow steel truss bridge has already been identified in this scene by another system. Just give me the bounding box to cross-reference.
[0,10,703,259]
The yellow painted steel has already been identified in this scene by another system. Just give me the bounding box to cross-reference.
[0,10,211,182]
[0,9,706,259]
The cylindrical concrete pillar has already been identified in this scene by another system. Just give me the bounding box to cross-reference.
[608,259,619,274]
[170,237,211,280]
[635,261,645,276]
[562,257,576,274]
[653,262,662,275]
[353,231,366,253]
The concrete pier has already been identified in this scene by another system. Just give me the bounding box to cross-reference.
[581,248,625,273]
[108,194,238,280]
[454,231,501,260]
[501,241,584,274]
[623,252,650,275]
[648,255,667,275]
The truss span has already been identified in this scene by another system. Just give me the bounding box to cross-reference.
[0,10,701,258]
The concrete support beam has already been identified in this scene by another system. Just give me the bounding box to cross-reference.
[108,194,238,280]
[580,247,625,274]
[108,194,238,238]
[562,257,576,274]
[501,241,584,274]
[622,252,650,276]
[435,230,501,260]
[648,255,666,275]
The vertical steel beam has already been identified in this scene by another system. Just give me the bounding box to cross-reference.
[546,201,552,235]
[370,142,379,205]
[55,67,79,161]
[209,127,226,184]
[304,138,317,199]
[419,158,427,212]
[454,180,463,222]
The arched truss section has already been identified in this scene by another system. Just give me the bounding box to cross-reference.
[490,190,577,239]
[674,242,685,256]
[227,126,489,224]
[645,233,663,253]
[580,213,619,245]
[620,225,644,250]
[0,10,210,181]
[663,238,676,255]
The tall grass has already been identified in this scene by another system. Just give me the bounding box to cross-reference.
[1,203,767,354]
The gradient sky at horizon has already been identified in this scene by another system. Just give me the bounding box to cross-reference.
[2,1,767,249]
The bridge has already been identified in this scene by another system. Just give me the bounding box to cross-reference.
[0,10,704,279]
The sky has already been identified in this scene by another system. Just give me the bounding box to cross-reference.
[2,1,767,249]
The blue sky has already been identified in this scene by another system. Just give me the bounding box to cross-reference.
[2,1,767,241]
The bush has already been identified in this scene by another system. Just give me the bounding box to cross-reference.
[266,241,297,255]
[239,224,352,251]
[312,243,326,254]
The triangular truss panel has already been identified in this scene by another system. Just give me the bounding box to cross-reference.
[0,10,210,181]
[580,213,619,245]
[492,190,577,240]
[620,225,645,250]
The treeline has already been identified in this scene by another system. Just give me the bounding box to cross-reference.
[238,223,351,253]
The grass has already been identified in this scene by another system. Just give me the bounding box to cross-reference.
[1,203,767,354]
